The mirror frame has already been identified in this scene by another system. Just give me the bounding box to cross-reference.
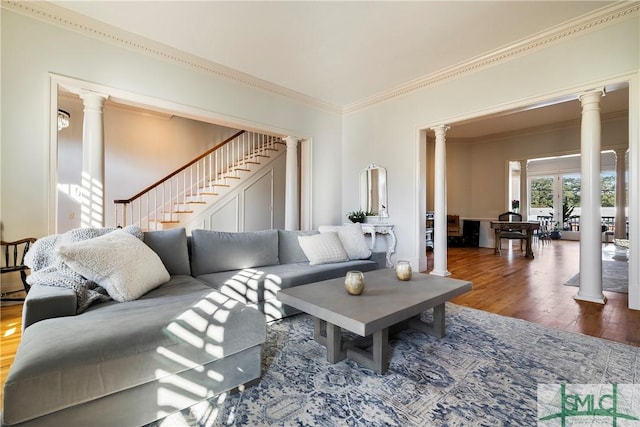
[360,164,388,217]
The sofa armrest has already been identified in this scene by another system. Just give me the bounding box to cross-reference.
[369,251,387,269]
[22,285,76,332]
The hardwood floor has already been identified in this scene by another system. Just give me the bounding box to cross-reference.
[0,239,637,411]
[432,240,640,346]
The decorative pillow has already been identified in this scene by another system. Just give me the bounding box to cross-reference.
[278,229,319,264]
[318,223,371,260]
[56,229,170,302]
[143,228,191,275]
[298,232,349,265]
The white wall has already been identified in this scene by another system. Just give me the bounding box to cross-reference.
[343,16,638,273]
[1,9,342,241]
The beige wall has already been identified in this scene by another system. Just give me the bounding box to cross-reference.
[57,95,240,231]
[445,115,629,220]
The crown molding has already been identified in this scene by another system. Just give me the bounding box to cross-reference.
[343,2,640,115]
[3,1,638,116]
[447,110,629,145]
[1,0,343,114]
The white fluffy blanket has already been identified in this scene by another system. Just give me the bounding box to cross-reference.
[25,226,143,313]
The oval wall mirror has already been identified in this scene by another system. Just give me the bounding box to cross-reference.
[360,164,388,217]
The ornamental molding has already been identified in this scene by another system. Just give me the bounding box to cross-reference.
[447,110,629,145]
[343,2,639,114]
[3,1,638,115]
[2,0,342,114]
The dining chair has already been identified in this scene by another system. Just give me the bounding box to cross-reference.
[1,237,37,301]
[497,211,527,251]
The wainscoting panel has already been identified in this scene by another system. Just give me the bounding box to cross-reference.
[207,195,239,232]
[243,170,274,232]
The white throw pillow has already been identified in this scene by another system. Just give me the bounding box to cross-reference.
[57,229,170,302]
[298,232,349,265]
[318,223,372,260]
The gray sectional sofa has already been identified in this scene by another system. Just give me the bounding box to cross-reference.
[3,227,384,427]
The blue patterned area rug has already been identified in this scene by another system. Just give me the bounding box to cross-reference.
[564,259,628,293]
[149,304,638,426]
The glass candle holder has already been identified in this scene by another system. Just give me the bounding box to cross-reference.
[395,261,412,281]
[345,271,365,295]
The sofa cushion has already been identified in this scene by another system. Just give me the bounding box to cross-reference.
[197,259,379,306]
[278,229,319,264]
[190,229,279,275]
[298,232,349,265]
[318,223,371,260]
[56,229,170,302]
[3,278,266,425]
[143,228,191,276]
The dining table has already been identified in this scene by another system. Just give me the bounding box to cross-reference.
[490,220,540,258]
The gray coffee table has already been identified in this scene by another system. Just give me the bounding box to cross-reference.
[277,268,472,374]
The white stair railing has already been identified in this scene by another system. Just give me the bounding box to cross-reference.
[114,130,284,230]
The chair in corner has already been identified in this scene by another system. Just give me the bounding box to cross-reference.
[496,212,527,254]
[1,237,37,302]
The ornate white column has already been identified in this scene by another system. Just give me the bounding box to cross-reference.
[576,88,605,304]
[614,148,628,239]
[519,160,528,219]
[284,136,300,230]
[79,91,109,228]
[430,125,451,277]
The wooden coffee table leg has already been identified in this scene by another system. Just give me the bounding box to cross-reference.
[409,303,446,338]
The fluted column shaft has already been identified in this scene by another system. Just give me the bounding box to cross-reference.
[79,91,108,228]
[284,136,300,230]
[576,89,605,304]
[430,125,451,277]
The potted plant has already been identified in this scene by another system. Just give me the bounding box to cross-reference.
[347,210,367,223]
[550,222,562,240]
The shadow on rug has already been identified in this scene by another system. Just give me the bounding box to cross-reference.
[148,304,638,426]
[564,259,628,293]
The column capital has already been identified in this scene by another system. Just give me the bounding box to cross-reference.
[579,87,605,105]
[79,91,109,110]
[430,124,450,136]
[613,148,628,158]
[284,136,300,149]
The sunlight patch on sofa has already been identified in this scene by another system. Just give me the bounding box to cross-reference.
[156,346,205,373]
[156,369,209,398]
[264,298,285,322]
[166,322,205,348]
[221,268,268,303]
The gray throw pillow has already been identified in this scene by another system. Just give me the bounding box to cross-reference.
[278,229,319,264]
[143,228,191,276]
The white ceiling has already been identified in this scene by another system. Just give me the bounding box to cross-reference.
[52,1,615,107]
[50,1,628,137]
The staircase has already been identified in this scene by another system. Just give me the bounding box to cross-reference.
[114,130,285,231]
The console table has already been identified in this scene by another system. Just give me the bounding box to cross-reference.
[361,223,396,267]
